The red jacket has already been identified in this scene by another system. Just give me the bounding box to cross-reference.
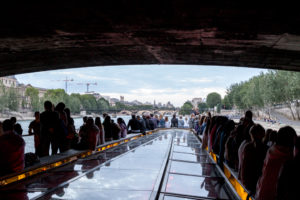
[0,132,25,176]
[255,145,293,200]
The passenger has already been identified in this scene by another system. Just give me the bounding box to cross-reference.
[224,125,244,170]
[171,114,178,128]
[111,119,121,140]
[158,115,165,128]
[95,117,104,145]
[40,101,60,157]
[255,126,296,200]
[76,117,99,150]
[11,117,23,135]
[238,117,253,175]
[150,114,158,129]
[103,115,113,141]
[117,118,127,138]
[277,136,300,200]
[64,108,77,149]
[184,116,189,128]
[142,115,150,131]
[154,114,160,128]
[263,128,273,145]
[137,115,146,134]
[127,114,140,133]
[165,116,171,128]
[198,116,206,135]
[54,102,68,153]
[239,124,268,193]
[212,116,228,154]
[218,120,235,167]
[147,115,155,130]
[28,111,41,156]
[0,119,25,176]
[188,114,195,128]
[178,116,184,128]
[201,116,211,150]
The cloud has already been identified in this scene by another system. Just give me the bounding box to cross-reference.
[179,78,213,83]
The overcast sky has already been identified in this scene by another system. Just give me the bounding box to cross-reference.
[16,65,268,107]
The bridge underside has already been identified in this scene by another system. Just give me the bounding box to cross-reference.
[1,1,300,76]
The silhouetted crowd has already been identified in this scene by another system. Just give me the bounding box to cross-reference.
[0,101,187,177]
[193,110,299,200]
[1,102,299,200]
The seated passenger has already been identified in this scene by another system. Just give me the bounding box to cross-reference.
[255,126,296,200]
[158,115,165,128]
[117,118,127,138]
[95,117,104,145]
[171,114,178,128]
[240,124,268,193]
[127,115,140,133]
[165,116,171,128]
[178,116,185,128]
[111,119,121,140]
[277,136,300,200]
[11,117,23,135]
[76,118,99,150]
[0,119,25,176]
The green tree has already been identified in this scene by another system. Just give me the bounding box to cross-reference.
[206,92,222,108]
[7,87,19,111]
[222,95,232,110]
[198,102,208,113]
[97,98,110,112]
[180,101,193,115]
[25,86,40,111]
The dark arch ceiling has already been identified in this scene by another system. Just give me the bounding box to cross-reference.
[1,1,300,76]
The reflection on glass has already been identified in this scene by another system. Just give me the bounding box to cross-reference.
[165,174,229,199]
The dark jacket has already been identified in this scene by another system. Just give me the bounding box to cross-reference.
[127,118,140,131]
[171,118,178,127]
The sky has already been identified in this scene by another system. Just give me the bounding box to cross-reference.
[15,65,268,107]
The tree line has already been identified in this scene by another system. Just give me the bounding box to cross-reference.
[0,85,171,114]
[179,70,300,119]
[225,70,300,119]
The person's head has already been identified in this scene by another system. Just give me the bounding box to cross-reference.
[2,119,14,132]
[224,120,235,134]
[249,124,265,142]
[55,102,65,112]
[44,100,53,111]
[294,136,300,157]
[165,116,168,121]
[245,110,253,120]
[104,115,111,124]
[10,117,16,124]
[154,114,158,119]
[276,126,297,148]
[150,114,154,118]
[86,117,94,126]
[83,116,88,123]
[117,117,124,124]
[179,116,182,119]
[191,113,195,118]
[137,115,141,120]
[131,114,136,119]
[14,123,23,135]
[34,111,40,121]
[173,114,176,118]
[64,108,71,118]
